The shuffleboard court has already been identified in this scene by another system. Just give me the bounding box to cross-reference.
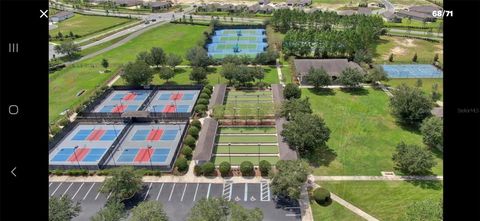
[382,64,443,78]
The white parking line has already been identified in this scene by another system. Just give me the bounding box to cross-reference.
[206,183,211,199]
[193,183,199,201]
[180,184,188,201]
[144,183,152,201]
[72,183,84,200]
[95,183,105,201]
[107,192,112,200]
[51,183,63,197]
[62,183,74,198]
[168,183,176,201]
[83,183,95,200]
[49,183,53,188]
[244,183,248,201]
[156,183,164,201]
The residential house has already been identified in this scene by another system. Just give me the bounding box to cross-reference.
[396,9,437,22]
[294,59,365,85]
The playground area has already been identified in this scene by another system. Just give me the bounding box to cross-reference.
[145,90,200,113]
[382,64,443,78]
[212,127,279,166]
[207,28,268,59]
[49,123,126,168]
[93,90,151,113]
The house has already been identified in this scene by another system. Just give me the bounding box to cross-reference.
[115,0,140,7]
[50,11,74,23]
[248,4,260,13]
[146,1,172,12]
[217,4,233,12]
[258,0,270,5]
[298,0,312,7]
[395,9,437,22]
[294,59,364,85]
[258,5,274,14]
[409,5,442,15]
[357,7,372,15]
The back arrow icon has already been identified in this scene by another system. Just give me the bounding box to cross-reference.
[11,167,16,177]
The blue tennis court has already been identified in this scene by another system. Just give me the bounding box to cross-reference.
[382,64,443,78]
[50,147,107,163]
[117,148,171,163]
[147,90,199,113]
[207,28,268,59]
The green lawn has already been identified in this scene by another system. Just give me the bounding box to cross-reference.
[282,66,293,84]
[383,78,443,100]
[215,145,279,154]
[49,24,209,123]
[310,198,364,221]
[49,13,135,39]
[217,135,278,143]
[219,127,277,134]
[318,181,443,221]
[79,34,130,57]
[302,88,443,175]
[372,36,443,65]
[262,66,280,84]
[385,18,443,29]
[212,156,279,165]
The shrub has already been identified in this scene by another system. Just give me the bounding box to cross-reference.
[50,125,61,136]
[205,85,213,91]
[191,119,202,129]
[392,142,436,175]
[240,161,254,176]
[188,127,200,139]
[194,104,207,115]
[66,169,88,176]
[420,117,443,150]
[259,160,271,176]
[313,187,331,205]
[218,161,231,177]
[202,87,212,95]
[194,165,203,176]
[197,98,209,105]
[284,83,301,100]
[53,169,64,176]
[175,157,189,172]
[58,117,71,127]
[184,135,196,148]
[199,93,210,99]
[182,146,193,160]
[201,162,215,176]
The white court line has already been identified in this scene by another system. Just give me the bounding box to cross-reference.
[156,183,164,201]
[144,183,152,201]
[83,183,95,200]
[62,183,74,198]
[180,183,188,201]
[193,183,199,201]
[168,183,176,201]
[51,183,63,197]
[244,183,248,201]
[72,183,85,200]
[206,183,211,199]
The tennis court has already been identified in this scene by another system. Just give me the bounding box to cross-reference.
[93,90,151,113]
[49,124,126,167]
[107,123,186,167]
[145,90,200,113]
[207,28,268,59]
[382,64,443,78]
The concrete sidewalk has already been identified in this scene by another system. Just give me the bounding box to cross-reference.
[49,175,270,184]
[314,175,443,181]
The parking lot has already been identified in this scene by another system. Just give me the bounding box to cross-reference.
[49,181,301,221]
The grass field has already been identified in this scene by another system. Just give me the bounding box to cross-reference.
[310,199,364,221]
[372,36,443,65]
[383,78,443,100]
[217,135,278,143]
[219,127,277,134]
[215,145,279,154]
[318,181,443,221]
[49,24,209,123]
[302,88,443,175]
[385,18,443,29]
[212,156,279,165]
[281,66,293,84]
[49,13,135,39]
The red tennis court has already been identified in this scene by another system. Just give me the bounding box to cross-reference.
[163,105,176,113]
[134,148,154,163]
[170,92,184,101]
[112,105,127,113]
[147,129,164,141]
[68,148,90,162]
[122,92,137,101]
[87,129,105,141]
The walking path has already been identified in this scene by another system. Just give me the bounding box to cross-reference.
[376,81,393,97]
[275,59,285,86]
[299,84,373,89]
[314,175,443,181]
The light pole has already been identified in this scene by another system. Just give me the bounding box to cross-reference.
[73,145,82,170]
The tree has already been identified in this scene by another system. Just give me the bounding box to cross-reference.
[182,146,193,160]
[100,167,143,201]
[101,58,109,70]
[283,83,301,99]
[240,161,254,176]
[187,198,262,221]
[219,161,231,177]
[306,67,331,89]
[281,113,330,155]
[188,126,200,139]
[339,68,364,88]
[149,47,166,67]
[412,52,418,62]
[166,53,183,70]
[159,67,175,82]
[280,98,312,120]
[252,66,265,82]
[201,162,215,176]
[433,53,439,63]
[137,51,152,63]
[186,47,211,68]
[49,196,81,221]
[367,65,388,84]
[122,61,154,86]
[221,62,238,84]
[415,79,423,88]
[190,67,207,84]
[259,160,271,176]
[388,53,394,62]
[392,142,436,175]
[54,41,80,58]
[313,188,331,205]
[420,117,443,150]
[431,83,441,101]
[270,160,310,199]
[404,199,443,221]
[389,84,433,126]
[90,200,125,221]
[130,201,168,221]
[176,157,189,172]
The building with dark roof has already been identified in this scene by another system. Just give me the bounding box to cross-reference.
[147,1,172,12]
[409,5,442,14]
[294,59,364,85]
[258,0,270,5]
[50,11,74,22]
[357,7,372,15]
[287,0,311,7]
[396,9,437,22]
[115,0,140,7]
[338,10,356,16]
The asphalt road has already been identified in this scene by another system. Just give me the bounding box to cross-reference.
[49,181,301,221]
